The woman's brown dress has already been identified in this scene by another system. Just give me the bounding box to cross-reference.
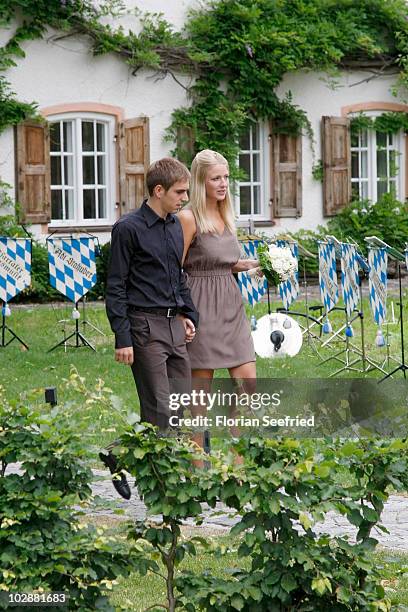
[183,223,255,369]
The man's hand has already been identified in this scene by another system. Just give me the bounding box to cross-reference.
[180,316,196,343]
[115,346,134,365]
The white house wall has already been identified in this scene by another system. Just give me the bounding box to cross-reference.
[274,69,401,234]
[0,0,403,241]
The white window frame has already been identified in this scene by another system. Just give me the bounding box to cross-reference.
[350,111,405,202]
[235,121,270,221]
[48,112,116,227]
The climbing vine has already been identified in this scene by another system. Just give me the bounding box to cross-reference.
[350,111,408,135]
[0,0,407,175]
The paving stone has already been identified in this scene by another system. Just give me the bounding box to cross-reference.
[5,463,408,549]
[91,470,408,549]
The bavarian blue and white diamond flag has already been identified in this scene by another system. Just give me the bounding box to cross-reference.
[0,237,31,303]
[237,240,267,306]
[276,239,299,309]
[340,243,360,317]
[368,247,387,325]
[47,237,97,303]
[318,242,339,311]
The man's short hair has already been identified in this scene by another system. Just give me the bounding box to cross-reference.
[146,157,190,196]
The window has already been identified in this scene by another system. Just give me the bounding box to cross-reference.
[236,123,269,219]
[49,114,115,225]
[351,127,403,202]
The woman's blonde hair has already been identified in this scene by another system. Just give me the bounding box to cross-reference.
[189,149,236,234]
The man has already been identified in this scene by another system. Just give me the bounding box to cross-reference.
[102,157,199,498]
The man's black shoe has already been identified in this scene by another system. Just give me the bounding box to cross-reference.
[99,451,131,500]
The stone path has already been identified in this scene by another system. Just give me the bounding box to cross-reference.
[92,469,408,550]
[5,463,408,549]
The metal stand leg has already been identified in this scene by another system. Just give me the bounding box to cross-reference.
[319,298,388,377]
[81,297,105,336]
[48,302,96,352]
[380,263,407,382]
[0,307,29,350]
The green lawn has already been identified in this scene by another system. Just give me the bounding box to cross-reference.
[112,548,408,611]
[91,520,408,611]
[0,298,405,447]
[2,301,408,610]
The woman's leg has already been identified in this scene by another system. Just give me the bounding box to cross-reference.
[228,361,256,381]
[190,369,214,466]
[228,361,257,464]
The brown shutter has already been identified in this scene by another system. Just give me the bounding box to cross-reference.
[118,117,149,214]
[270,130,302,218]
[176,125,195,163]
[15,120,51,223]
[322,116,351,216]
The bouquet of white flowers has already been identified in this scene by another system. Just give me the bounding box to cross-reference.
[255,243,297,286]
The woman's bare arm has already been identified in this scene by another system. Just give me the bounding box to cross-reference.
[178,209,197,264]
[232,258,259,273]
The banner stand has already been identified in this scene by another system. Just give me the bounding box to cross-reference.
[365,236,407,382]
[0,236,32,350]
[81,295,105,337]
[322,236,387,377]
[276,235,324,356]
[48,300,95,352]
[1,301,29,350]
[46,233,98,352]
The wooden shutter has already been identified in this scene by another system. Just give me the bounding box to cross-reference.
[118,117,149,214]
[15,120,51,223]
[270,130,302,218]
[322,116,351,216]
[176,125,195,162]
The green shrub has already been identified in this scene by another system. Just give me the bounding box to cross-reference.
[113,420,408,611]
[326,193,408,255]
[21,242,60,302]
[0,385,135,611]
[178,436,404,611]
[271,194,408,278]
[88,241,111,301]
[280,227,325,277]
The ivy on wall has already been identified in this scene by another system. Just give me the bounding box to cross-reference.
[0,0,407,175]
[350,111,408,135]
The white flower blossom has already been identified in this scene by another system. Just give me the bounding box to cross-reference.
[266,245,297,281]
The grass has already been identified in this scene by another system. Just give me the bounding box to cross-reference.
[2,297,403,387]
[0,297,404,446]
[112,548,408,611]
[0,300,400,445]
[85,517,408,611]
[2,301,408,610]
[0,296,404,446]
[112,532,246,611]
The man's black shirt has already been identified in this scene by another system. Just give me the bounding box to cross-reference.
[106,201,199,348]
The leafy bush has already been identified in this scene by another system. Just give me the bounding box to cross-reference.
[179,436,404,611]
[88,241,111,301]
[0,384,134,611]
[279,227,325,277]
[21,241,61,302]
[326,194,408,256]
[113,421,408,611]
[270,194,408,278]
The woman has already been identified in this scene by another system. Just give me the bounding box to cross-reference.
[178,149,259,454]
